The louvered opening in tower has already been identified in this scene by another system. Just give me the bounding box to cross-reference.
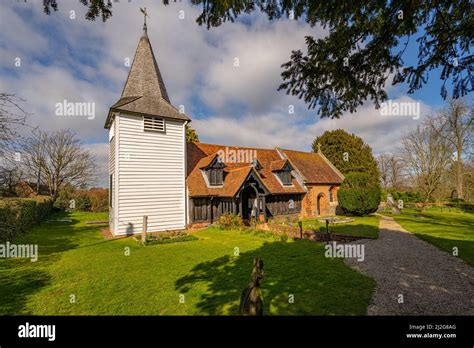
[143,115,165,132]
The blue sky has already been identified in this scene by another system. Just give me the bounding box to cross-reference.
[0,1,452,186]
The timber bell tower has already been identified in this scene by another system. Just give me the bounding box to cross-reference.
[104,11,191,236]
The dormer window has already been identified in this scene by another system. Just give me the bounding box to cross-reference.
[206,157,225,186]
[208,168,223,185]
[271,159,293,186]
[279,169,292,185]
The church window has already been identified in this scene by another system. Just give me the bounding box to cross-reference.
[279,169,292,185]
[207,158,225,186]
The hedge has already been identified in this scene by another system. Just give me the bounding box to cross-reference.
[0,196,53,242]
[389,191,428,203]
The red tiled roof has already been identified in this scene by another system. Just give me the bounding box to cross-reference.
[197,153,219,170]
[186,142,306,197]
[281,149,344,184]
[270,159,289,172]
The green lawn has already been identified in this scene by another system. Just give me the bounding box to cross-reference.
[383,207,474,266]
[0,211,375,315]
[298,215,379,239]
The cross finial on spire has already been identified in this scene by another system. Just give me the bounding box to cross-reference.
[317,143,322,153]
[140,7,149,35]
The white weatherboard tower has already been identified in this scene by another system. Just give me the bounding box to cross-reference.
[104,18,191,236]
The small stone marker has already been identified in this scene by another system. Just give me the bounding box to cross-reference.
[387,194,401,214]
[387,193,394,208]
[391,207,401,215]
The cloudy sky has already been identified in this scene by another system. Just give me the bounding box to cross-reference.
[0,1,447,186]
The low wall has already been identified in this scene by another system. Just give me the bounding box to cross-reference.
[260,222,302,239]
[268,214,300,225]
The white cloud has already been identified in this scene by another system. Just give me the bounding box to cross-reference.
[1,64,115,141]
[0,5,49,64]
[195,96,432,155]
[0,1,437,187]
[199,18,324,113]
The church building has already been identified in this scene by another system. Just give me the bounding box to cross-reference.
[105,26,344,236]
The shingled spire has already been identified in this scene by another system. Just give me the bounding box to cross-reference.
[105,25,190,128]
[121,33,171,103]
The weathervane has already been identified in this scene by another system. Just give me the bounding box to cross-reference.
[140,7,150,35]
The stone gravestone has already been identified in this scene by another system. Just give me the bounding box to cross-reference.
[386,193,401,214]
[239,257,264,316]
[386,193,394,208]
[393,197,402,214]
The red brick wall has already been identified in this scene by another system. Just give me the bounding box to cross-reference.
[300,184,339,217]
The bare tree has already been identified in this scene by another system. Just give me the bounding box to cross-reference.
[0,93,30,196]
[401,124,453,202]
[377,154,391,190]
[428,98,473,199]
[21,130,47,195]
[0,167,24,197]
[21,130,96,198]
[462,160,474,202]
[0,93,29,149]
[377,154,406,190]
[388,155,406,190]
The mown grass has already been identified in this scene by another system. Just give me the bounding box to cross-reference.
[0,211,375,315]
[298,215,379,239]
[382,207,474,266]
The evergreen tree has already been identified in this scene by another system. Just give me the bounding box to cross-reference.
[312,129,380,184]
[338,172,381,216]
[186,125,200,142]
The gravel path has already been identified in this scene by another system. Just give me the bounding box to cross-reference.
[344,215,474,315]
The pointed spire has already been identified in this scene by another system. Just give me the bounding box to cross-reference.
[104,12,191,129]
[121,30,170,103]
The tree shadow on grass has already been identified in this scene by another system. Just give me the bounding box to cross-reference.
[0,260,51,314]
[21,211,113,256]
[326,223,379,238]
[17,212,83,255]
[0,212,108,314]
[408,212,474,228]
[414,233,474,267]
[175,239,374,316]
[409,219,473,230]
